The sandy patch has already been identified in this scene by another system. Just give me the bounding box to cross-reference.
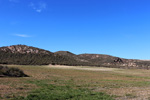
[48,65,118,71]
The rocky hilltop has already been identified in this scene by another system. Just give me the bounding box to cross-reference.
[55,51,76,57]
[0,44,150,69]
[0,45,51,54]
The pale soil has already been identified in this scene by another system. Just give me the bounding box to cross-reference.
[109,87,150,100]
[48,65,118,71]
[48,65,144,76]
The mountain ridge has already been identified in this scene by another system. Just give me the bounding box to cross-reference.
[0,44,150,69]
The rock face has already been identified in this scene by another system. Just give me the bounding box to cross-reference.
[114,58,124,63]
[0,45,52,54]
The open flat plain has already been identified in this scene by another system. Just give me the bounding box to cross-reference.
[1,65,150,100]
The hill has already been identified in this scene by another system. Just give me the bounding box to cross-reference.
[0,45,150,69]
[0,45,52,54]
[0,45,80,65]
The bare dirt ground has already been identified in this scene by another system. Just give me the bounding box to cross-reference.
[49,65,118,71]
[48,65,144,76]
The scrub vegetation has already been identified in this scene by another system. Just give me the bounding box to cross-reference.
[0,65,28,77]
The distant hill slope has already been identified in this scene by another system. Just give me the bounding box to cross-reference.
[0,45,150,69]
[55,50,150,69]
[55,51,76,56]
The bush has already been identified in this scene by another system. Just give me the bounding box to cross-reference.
[0,66,28,77]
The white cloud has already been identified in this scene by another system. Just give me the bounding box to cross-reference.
[29,2,47,13]
[14,34,31,38]
[36,9,42,13]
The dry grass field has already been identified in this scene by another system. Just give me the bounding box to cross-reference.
[1,65,150,100]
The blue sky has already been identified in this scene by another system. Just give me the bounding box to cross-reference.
[0,0,150,59]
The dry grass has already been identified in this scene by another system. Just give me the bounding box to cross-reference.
[1,65,150,100]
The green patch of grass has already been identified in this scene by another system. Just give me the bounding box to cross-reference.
[0,95,3,99]
[125,93,137,98]
[13,80,115,100]
[134,81,150,87]
[100,79,150,88]
[125,75,150,80]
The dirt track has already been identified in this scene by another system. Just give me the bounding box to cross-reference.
[48,65,118,71]
[48,65,145,76]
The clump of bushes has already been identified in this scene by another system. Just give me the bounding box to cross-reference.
[0,66,28,77]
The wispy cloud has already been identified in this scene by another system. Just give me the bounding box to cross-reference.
[14,34,31,38]
[9,0,19,3]
[29,2,47,13]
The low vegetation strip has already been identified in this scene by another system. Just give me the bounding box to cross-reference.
[13,80,115,100]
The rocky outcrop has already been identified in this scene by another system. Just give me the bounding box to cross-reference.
[0,45,52,54]
[114,58,124,63]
